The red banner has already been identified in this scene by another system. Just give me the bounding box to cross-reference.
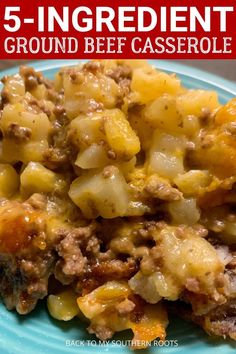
[0,0,235,59]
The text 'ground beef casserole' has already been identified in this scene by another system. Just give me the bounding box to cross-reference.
[0,60,235,348]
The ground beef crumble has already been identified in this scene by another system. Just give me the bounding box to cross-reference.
[4,123,32,143]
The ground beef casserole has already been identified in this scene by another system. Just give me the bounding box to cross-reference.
[0,60,235,347]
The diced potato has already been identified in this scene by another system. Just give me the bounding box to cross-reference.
[0,164,19,198]
[157,226,224,289]
[182,115,200,136]
[129,225,224,303]
[70,109,140,160]
[149,151,184,180]
[20,162,61,195]
[75,144,110,169]
[151,130,186,151]
[69,166,129,218]
[30,84,48,100]
[143,94,182,131]
[131,67,182,104]
[177,90,220,118]
[47,289,80,321]
[2,140,49,164]
[129,112,154,151]
[174,170,211,195]
[69,114,105,149]
[1,104,51,141]
[104,109,140,159]
[168,198,200,225]
[129,271,161,304]
[129,271,180,303]
[126,200,153,216]
[63,68,119,118]
[3,74,25,103]
[76,145,137,174]
[0,103,51,163]
[148,131,186,179]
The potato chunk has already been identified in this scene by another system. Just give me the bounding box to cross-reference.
[143,94,182,132]
[69,114,105,149]
[148,131,186,180]
[177,90,220,118]
[0,164,19,198]
[104,109,140,159]
[1,104,51,141]
[69,166,129,218]
[62,67,119,118]
[75,144,110,169]
[129,271,180,303]
[47,289,80,321]
[168,198,200,225]
[158,226,224,291]
[130,224,224,305]
[174,170,211,196]
[20,162,61,195]
[1,103,51,163]
[131,67,182,104]
[3,74,25,103]
[70,109,140,161]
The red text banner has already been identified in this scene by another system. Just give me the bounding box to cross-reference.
[0,0,235,58]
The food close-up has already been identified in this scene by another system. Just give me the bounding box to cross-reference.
[0,59,235,349]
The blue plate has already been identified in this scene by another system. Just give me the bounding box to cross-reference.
[0,60,235,354]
